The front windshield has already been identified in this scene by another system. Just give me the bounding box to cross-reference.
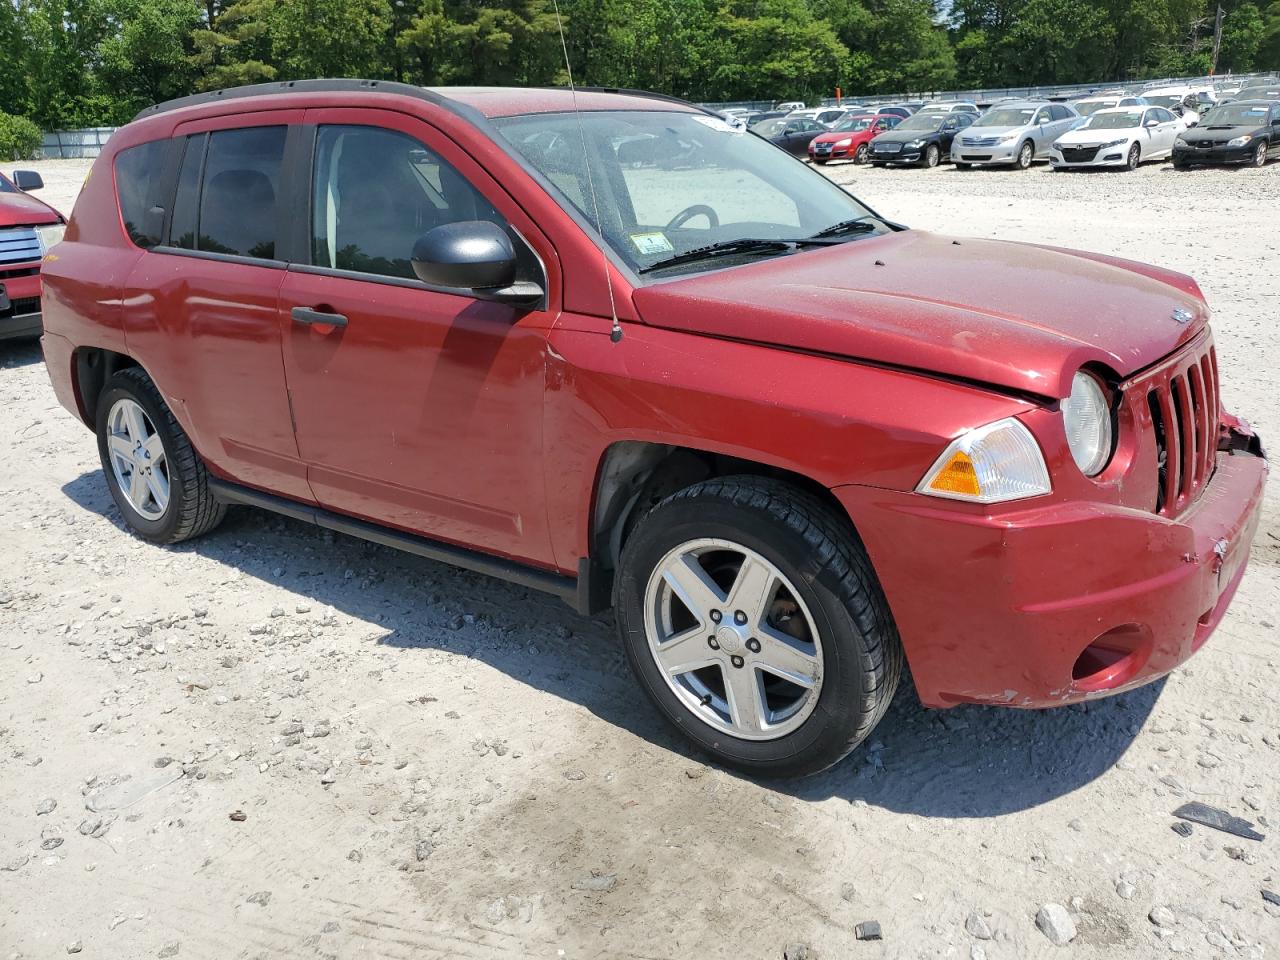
[1074,100,1118,116]
[1236,88,1279,100]
[973,108,1035,127]
[751,119,787,136]
[494,110,884,275]
[895,114,945,132]
[832,117,874,132]
[1081,111,1143,130]
[1201,103,1272,126]
[1147,95,1185,109]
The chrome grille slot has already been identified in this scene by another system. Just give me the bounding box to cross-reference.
[1138,334,1219,517]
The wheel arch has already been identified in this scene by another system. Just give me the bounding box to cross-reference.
[71,346,141,428]
[580,440,856,613]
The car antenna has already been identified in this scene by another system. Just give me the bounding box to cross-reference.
[552,0,623,343]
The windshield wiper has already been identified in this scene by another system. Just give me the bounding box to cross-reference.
[638,238,802,274]
[809,216,879,239]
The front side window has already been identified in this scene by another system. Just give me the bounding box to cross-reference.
[310,125,510,281]
[115,140,167,248]
[169,126,285,259]
[494,110,886,276]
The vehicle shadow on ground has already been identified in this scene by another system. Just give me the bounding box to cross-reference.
[63,469,1161,818]
[1,338,43,368]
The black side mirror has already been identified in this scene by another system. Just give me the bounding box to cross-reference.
[12,170,43,192]
[411,220,542,306]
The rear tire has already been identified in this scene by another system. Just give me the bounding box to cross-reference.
[614,476,903,778]
[95,367,226,545]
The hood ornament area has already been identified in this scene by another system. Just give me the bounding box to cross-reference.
[1172,307,1194,324]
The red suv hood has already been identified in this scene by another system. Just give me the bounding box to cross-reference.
[631,230,1208,399]
[0,190,62,228]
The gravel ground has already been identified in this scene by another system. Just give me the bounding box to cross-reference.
[2,157,1278,960]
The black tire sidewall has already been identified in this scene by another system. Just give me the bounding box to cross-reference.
[616,493,878,775]
[854,144,868,164]
[1128,144,1140,169]
[1254,142,1267,167]
[95,377,183,543]
[1017,141,1033,169]
[924,144,939,167]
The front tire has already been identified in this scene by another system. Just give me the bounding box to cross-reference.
[1125,142,1141,170]
[1014,140,1034,170]
[615,477,902,778]
[1252,141,1268,167]
[95,367,226,544]
[854,143,869,165]
[922,144,940,168]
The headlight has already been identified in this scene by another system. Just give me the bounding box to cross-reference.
[917,418,1051,503]
[1000,132,1022,143]
[1174,136,1188,146]
[1099,139,1126,148]
[36,222,66,251]
[834,138,853,147]
[1051,141,1064,151]
[904,139,926,148]
[1061,371,1113,476]
[1227,135,1252,147]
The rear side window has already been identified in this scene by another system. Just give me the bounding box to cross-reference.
[115,141,167,248]
[169,126,286,259]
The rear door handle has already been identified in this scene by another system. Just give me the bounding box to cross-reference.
[291,306,348,328]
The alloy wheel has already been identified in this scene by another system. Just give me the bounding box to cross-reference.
[106,397,170,520]
[854,144,868,164]
[643,538,823,740]
[1017,142,1033,169]
[1254,141,1268,167]
[1127,143,1141,170]
[925,145,940,167]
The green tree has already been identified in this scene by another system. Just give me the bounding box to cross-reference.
[98,0,203,111]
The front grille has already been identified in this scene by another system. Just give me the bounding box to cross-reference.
[1138,338,1219,516]
[873,142,902,153]
[1061,146,1101,162]
[1,295,40,318]
[813,144,832,154]
[0,227,41,265]
[1194,141,1220,149]
[961,136,1003,147]
[961,154,992,161]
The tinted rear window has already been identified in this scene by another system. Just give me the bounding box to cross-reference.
[172,126,286,259]
[115,141,167,248]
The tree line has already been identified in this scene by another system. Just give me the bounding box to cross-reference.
[2,0,1278,129]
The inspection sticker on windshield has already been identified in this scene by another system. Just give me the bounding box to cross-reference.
[631,232,675,255]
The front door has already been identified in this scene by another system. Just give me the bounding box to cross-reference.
[278,109,558,566]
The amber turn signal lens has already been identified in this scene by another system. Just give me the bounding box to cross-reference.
[925,451,981,497]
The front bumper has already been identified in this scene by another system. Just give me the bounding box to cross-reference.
[1173,144,1255,165]
[951,143,1019,165]
[1049,148,1131,168]
[810,144,852,161]
[0,264,42,341]
[870,146,925,164]
[835,437,1267,709]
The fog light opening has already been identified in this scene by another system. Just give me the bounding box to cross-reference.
[1071,625,1152,692]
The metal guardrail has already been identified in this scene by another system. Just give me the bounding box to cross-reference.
[39,128,118,160]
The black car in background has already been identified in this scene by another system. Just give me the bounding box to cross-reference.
[1172,100,1280,168]
[750,116,826,156]
[867,111,976,167]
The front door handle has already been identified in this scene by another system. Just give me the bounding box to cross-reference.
[291,306,348,328]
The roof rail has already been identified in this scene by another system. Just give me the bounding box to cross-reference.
[132,78,452,122]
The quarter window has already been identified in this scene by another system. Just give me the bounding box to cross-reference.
[115,140,167,248]
[310,125,509,280]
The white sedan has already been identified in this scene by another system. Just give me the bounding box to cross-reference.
[1049,106,1186,170]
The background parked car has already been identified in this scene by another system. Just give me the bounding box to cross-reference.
[1226,83,1280,104]
[0,169,64,342]
[774,100,805,112]
[916,101,979,116]
[868,111,975,167]
[1070,94,1149,116]
[750,116,826,156]
[1172,100,1280,169]
[808,114,901,164]
[870,104,917,119]
[787,106,852,127]
[952,100,1080,169]
[1144,87,1213,125]
[1049,106,1184,171]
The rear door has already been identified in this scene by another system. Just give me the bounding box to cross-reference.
[122,113,313,501]
[277,108,558,565]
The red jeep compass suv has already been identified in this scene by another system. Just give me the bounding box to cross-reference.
[1,169,64,341]
[40,81,1266,777]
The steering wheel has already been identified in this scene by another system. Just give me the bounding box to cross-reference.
[665,204,720,231]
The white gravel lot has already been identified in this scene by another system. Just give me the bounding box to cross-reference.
[2,156,1279,960]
